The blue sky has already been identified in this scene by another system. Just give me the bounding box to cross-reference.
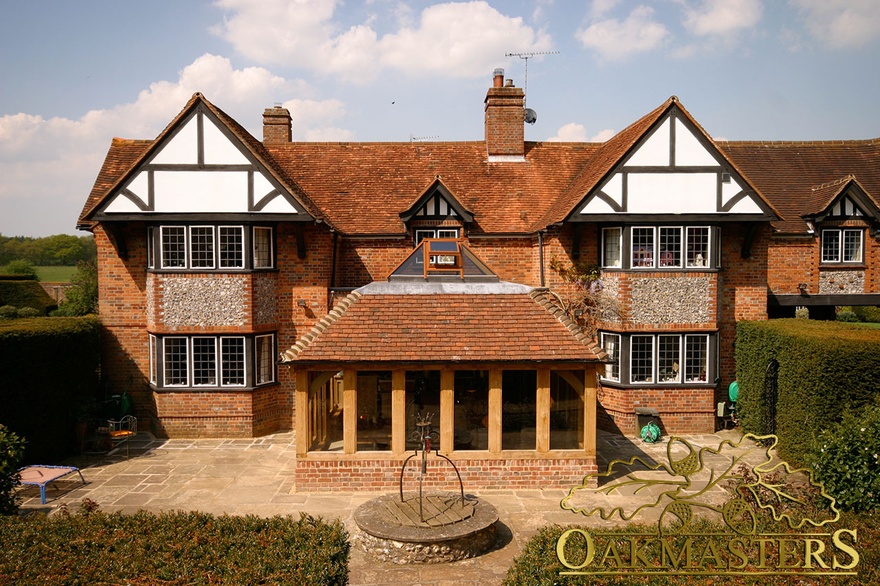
[2,0,879,237]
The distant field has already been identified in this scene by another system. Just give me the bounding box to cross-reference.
[35,266,77,282]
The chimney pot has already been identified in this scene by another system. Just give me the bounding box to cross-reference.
[493,68,504,88]
[505,79,514,87]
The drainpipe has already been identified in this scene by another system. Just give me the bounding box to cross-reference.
[329,230,338,308]
[538,230,546,287]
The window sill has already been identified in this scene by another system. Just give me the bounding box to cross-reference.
[151,383,278,392]
[819,264,866,270]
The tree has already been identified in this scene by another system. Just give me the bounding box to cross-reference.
[54,259,98,315]
[2,259,39,281]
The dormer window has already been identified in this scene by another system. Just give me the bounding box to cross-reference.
[821,228,863,263]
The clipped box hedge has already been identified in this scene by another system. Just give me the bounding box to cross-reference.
[0,510,349,585]
[735,319,880,466]
[0,317,101,463]
[0,278,56,315]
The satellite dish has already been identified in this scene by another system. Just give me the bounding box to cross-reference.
[524,108,537,125]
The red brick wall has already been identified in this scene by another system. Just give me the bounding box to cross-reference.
[294,456,597,492]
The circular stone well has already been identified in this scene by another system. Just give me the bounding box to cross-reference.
[354,492,498,564]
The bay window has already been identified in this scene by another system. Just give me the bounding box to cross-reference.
[149,333,276,388]
[601,332,711,385]
[602,226,714,269]
[152,225,273,270]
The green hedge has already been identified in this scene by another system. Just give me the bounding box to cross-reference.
[735,319,880,466]
[0,280,56,315]
[0,509,349,585]
[0,317,101,463]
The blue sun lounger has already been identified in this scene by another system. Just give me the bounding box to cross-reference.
[18,465,86,504]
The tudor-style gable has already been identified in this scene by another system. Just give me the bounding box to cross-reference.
[808,175,880,228]
[573,100,777,222]
[83,94,314,223]
[399,178,474,245]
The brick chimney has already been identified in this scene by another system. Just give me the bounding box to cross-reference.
[484,68,525,159]
[263,105,292,143]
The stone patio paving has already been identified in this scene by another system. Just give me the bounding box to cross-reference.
[17,428,756,585]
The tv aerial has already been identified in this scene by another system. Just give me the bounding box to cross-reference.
[505,51,558,125]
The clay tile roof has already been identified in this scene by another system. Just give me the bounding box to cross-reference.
[265,141,600,236]
[281,285,605,365]
[719,139,880,234]
[77,138,153,230]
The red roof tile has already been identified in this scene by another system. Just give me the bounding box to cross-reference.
[282,288,605,365]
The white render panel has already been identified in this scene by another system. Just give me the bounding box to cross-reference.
[580,194,617,214]
[104,192,144,213]
[151,116,198,164]
[673,118,717,166]
[254,173,275,200]
[153,171,247,212]
[627,173,718,213]
[127,171,149,201]
[626,118,670,167]
[726,195,763,214]
[601,172,623,205]
[259,195,299,214]
[203,116,250,165]
[721,177,745,206]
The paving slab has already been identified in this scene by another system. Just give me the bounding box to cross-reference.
[17,428,753,585]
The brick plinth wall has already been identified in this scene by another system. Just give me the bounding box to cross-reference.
[598,386,716,436]
[152,385,292,438]
[294,456,598,492]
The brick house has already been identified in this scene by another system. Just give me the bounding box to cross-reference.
[78,70,880,490]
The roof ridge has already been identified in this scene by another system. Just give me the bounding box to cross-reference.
[811,174,856,191]
[719,138,880,146]
[528,288,608,359]
[280,290,363,361]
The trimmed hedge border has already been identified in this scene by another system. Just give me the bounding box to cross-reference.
[0,508,349,585]
[0,317,101,463]
[735,319,880,466]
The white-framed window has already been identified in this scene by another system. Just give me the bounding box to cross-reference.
[414,228,459,247]
[631,227,655,268]
[253,227,274,269]
[686,227,711,267]
[600,332,621,382]
[160,226,187,268]
[602,228,622,268]
[218,226,245,269]
[163,336,189,386]
[221,337,246,386]
[821,229,863,263]
[189,226,215,269]
[611,226,713,270]
[153,225,273,270]
[657,334,680,382]
[684,335,709,383]
[149,334,157,384]
[632,334,710,385]
[147,227,155,269]
[151,334,274,388]
[255,334,274,385]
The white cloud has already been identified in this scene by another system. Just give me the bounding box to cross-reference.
[790,0,880,49]
[213,0,553,82]
[546,123,615,142]
[681,0,762,37]
[0,54,342,236]
[576,5,669,61]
